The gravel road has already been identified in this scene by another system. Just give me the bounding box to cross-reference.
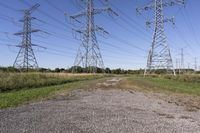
[0,78,200,133]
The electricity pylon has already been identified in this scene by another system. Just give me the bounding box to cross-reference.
[69,0,118,73]
[13,4,41,70]
[194,57,197,72]
[176,48,185,74]
[181,48,184,70]
[137,0,184,76]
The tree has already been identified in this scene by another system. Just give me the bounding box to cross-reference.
[105,68,111,73]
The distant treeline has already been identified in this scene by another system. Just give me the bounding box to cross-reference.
[0,66,144,74]
[0,66,199,75]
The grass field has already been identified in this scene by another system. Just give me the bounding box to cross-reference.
[0,72,106,92]
[0,72,111,108]
[1,72,200,109]
[120,75,200,96]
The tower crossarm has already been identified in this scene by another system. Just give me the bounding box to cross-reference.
[69,12,87,24]
[146,17,175,27]
[28,3,40,13]
[93,7,118,16]
[72,28,84,34]
[70,12,87,19]
[14,29,40,36]
[31,44,47,49]
[72,25,109,35]
[95,25,109,35]
[70,7,118,22]
[136,0,184,13]
[21,3,40,14]
[20,3,40,15]
[13,43,46,49]
[19,17,36,22]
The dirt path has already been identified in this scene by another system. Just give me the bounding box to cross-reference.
[0,78,200,133]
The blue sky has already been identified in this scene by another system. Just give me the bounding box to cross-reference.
[0,0,199,70]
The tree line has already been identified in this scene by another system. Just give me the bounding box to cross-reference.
[0,66,144,74]
[0,66,198,75]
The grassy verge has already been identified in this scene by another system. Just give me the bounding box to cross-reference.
[0,72,107,92]
[0,75,112,109]
[120,75,200,96]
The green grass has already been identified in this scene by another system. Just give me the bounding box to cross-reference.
[153,74,200,83]
[0,72,106,92]
[0,76,110,109]
[124,75,200,96]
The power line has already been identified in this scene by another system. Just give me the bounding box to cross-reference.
[174,25,195,56]
[0,28,145,60]
[20,0,149,58]
[181,8,200,48]
[45,0,64,13]
[98,40,144,57]
[19,0,71,31]
[99,0,151,47]
[110,34,147,52]
[110,1,152,37]
[0,1,18,11]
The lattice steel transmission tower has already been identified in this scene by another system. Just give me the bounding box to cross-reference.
[194,57,197,72]
[13,4,41,70]
[181,48,184,69]
[137,0,184,76]
[69,0,118,73]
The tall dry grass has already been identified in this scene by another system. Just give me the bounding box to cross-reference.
[0,72,104,92]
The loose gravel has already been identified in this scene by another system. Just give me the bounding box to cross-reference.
[0,78,200,133]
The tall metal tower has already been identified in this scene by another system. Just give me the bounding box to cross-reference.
[194,57,197,72]
[180,48,184,69]
[137,0,184,76]
[176,58,181,74]
[69,0,118,73]
[13,4,41,70]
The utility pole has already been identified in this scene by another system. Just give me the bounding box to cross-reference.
[188,62,190,70]
[137,0,184,76]
[176,58,180,74]
[13,4,41,71]
[69,0,118,73]
[187,62,192,73]
[179,48,186,73]
[176,58,178,70]
[176,58,181,74]
[194,57,197,72]
[181,48,184,70]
